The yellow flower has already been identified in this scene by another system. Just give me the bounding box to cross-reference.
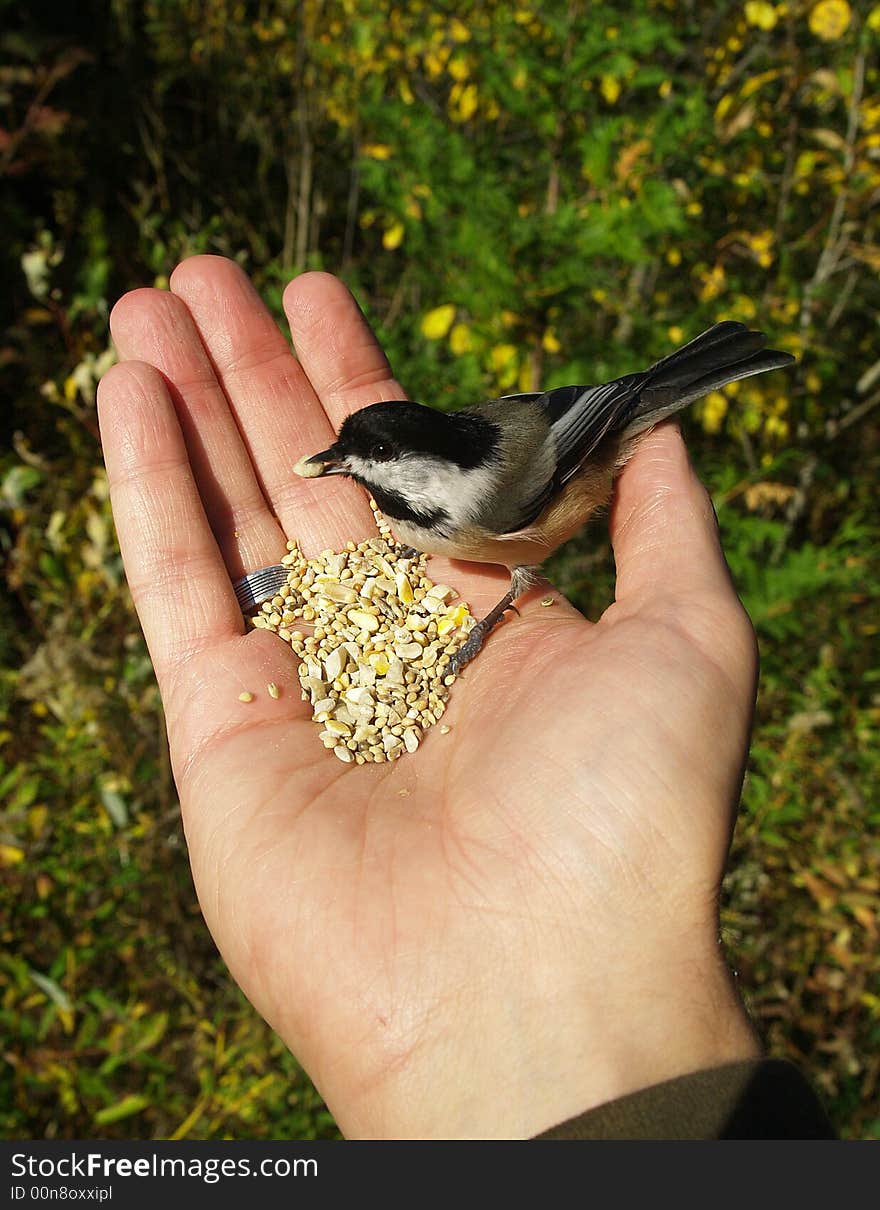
[732,294,758,320]
[666,248,682,266]
[868,5,880,31]
[489,343,517,372]
[542,328,561,354]
[667,325,685,343]
[452,82,479,121]
[808,0,851,40]
[449,17,470,42]
[747,228,775,268]
[362,143,392,160]
[448,56,470,81]
[742,403,763,433]
[658,79,672,98]
[699,263,726,303]
[424,49,446,78]
[382,221,404,251]
[600,75,621,104]
[744,2,778,30]
[701,391,728,435]
[805,370,822,393]
[860,101,880,131]
[449,323,473,355]
[764,415,789,440]
[421,305,456,340]
[518,361,535,392]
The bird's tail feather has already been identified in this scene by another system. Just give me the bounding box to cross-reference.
[622,322,795,438]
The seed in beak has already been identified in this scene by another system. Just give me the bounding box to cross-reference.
[294,456,325,479]
[293,448,342,478]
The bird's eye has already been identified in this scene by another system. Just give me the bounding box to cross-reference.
[371,442,394,462]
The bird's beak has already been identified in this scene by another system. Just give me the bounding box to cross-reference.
[293,447,347,478]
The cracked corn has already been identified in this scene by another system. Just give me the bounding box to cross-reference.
[250,504,475,764]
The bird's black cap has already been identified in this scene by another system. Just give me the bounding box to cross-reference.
[334,401,498,469]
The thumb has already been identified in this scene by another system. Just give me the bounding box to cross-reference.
[609,422,738,609]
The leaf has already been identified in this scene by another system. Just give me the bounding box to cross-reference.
[850,245,880,272]
[744,1,778,30]
[807,69,842,94]
[361,143,392,160]
[93,1094,151,1126]
[100,785,129,828]
[2,464,42,507]
[449,323,473,355]
[850,905,877,934]
[615,138,650,184]
[740,69,781,99]
[600,75,621,105]
[719,101,756,143]
[421,304,456,340]
[811,128,846,152]
[382,221,404,250]
[29,970,73,1013]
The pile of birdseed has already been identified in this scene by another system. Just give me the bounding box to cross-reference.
[250,501,476,764]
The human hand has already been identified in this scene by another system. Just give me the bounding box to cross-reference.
[98,256,760,1139]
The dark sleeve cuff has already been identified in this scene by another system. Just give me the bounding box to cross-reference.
[534,1059,836,1139]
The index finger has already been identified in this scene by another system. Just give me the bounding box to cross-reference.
[168,256,374,552]
[283,272,408,430]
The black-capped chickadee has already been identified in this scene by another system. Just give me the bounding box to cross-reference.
[295,321,794,671]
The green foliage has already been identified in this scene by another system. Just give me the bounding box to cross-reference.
[2,0,879,1140]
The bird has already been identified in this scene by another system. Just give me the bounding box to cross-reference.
[294,321,795,672]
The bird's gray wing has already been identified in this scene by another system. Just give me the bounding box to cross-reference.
[538,375,648,486]
[483,383,643,532]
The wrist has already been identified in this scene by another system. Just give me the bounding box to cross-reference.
[547,939,761,1133]
[330,931,760,1139]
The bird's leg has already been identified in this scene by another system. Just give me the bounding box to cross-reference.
[445,566,536,676]
[445,588,517,676]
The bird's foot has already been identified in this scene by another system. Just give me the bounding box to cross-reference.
[444,588,519,677]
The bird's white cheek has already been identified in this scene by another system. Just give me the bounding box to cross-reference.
[357,459,486,518]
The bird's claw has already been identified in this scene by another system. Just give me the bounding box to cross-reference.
[445,591,520,676]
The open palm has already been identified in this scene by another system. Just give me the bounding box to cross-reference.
[99,256,761,1139]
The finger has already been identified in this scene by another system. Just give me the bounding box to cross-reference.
[97,361,243,691]
[169,256,372,552]
[110,285,285,579]
[283,271,407,430]
[609,422,739,607]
